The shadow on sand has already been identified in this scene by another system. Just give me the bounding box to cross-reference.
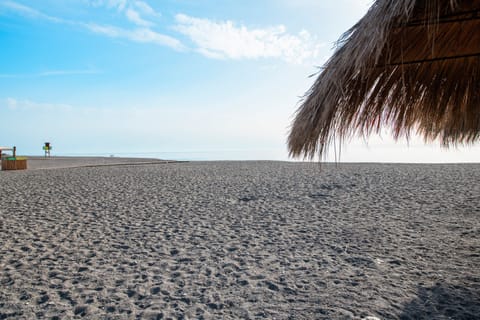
[399,282,480,320]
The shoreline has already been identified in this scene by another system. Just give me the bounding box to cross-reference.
[3,155,480,171]
[1,156,178,171]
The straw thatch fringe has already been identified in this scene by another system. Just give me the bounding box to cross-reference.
[288,0,480,159]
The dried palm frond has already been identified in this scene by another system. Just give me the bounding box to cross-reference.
[288,0,480,159]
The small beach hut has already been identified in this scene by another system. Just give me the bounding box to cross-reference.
[0,146,27,170]
[288,0,480,159]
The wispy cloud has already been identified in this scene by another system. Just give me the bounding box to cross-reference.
[2,1,182,50]
[84,0,176,45]
[84,23,184,49]
[2,97,73,111]
[132,1,158,17]
[0,0,65,23]
[174,14,324,64]
[125,8,153,27]
[2,1,322,63]
[86,0,159,27]
[0,69,102,78]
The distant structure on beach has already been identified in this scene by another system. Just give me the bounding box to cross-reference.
[0,146,27,170]
[288,0,480,159]
[43,142,52,157]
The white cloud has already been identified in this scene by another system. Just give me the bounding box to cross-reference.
[2,98,73,111]
[174,14,325,64]
[2,1,182,50]
[85,23,184,49]
[86,0,159,26]
[0,0,64,23]
[133,1,158,16]
[125,8,153,27]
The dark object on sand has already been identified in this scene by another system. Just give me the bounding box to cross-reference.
[288,0,480,159]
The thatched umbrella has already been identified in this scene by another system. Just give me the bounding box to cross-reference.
[288,0,480,159]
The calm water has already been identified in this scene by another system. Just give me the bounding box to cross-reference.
[26,148,289,161]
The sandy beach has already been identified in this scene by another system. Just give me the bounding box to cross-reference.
[0,159,479,319]
[23,156,176,170]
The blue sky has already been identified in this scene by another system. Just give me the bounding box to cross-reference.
[1,0,479,162]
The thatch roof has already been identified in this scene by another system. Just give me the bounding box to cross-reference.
[288,0,480,159]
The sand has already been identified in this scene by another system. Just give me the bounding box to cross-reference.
[0,160,479,319]
[24,156,175,170]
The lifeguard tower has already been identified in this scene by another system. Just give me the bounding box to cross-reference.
[43,142,52,157]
